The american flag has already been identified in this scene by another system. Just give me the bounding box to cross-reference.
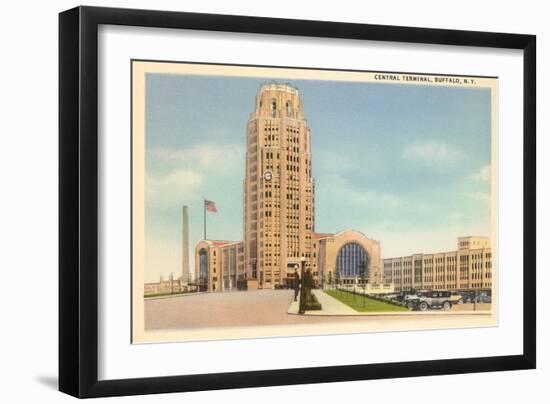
[204,199,218,213]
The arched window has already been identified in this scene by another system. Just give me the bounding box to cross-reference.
[286,101,292,117]
[336,242,369,278]
[271,99,277,117]
[199,248,208,291]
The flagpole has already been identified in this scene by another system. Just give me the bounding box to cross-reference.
[203,198,206,240]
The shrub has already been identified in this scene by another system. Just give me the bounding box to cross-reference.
[305,291,322,310]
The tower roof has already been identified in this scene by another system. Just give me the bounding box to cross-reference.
[259,82,299,96]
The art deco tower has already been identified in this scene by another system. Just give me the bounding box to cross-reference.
[243,83,315,289]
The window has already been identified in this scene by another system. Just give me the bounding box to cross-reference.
[271,99,277,117]
[336,242,369,278]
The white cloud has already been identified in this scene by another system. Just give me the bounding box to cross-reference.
[469,164,491,182]
[145,142,245,210]
[401,140,464,165]
[146,169,203,210]
[149,143,244,171]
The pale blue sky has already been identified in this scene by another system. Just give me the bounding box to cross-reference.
[144,72,492,282]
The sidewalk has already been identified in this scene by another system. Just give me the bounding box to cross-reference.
[287,289,357,315]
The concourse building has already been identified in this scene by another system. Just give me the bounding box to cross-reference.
[383,236,492,293]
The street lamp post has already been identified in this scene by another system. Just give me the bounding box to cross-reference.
[298,257,307,314]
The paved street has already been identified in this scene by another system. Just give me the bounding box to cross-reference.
[146,289,333,330]
[145,289,492,331]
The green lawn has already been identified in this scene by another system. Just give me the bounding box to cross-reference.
[325,289,408,312]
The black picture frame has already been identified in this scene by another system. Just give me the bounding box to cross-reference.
[59,5,536,398]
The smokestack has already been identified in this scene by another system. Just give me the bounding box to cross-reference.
[182,205,190,283]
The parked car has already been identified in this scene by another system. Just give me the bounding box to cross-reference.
[450,292,464,305]
[405,291,453,311]
[477,291,492,303]
[459,290,491,304]
[460,291,476,303]
[481,296,492,303]
[390,293,407,302]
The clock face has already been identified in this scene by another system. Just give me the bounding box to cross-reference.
[264,170,273,181]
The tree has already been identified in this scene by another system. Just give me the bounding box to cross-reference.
[327,271,333,291]
[358,262,368,306]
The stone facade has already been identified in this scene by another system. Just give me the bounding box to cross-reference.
[315,230,384,287]
[194,240,245,292]
[243,83,316,289]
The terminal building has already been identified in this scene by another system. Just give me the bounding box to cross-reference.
[192,83,492,294]
[196,230,386,291]
[194,83,386,291]
[383,236,492,293]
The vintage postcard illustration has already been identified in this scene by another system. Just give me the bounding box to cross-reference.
[131,61,497,343]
